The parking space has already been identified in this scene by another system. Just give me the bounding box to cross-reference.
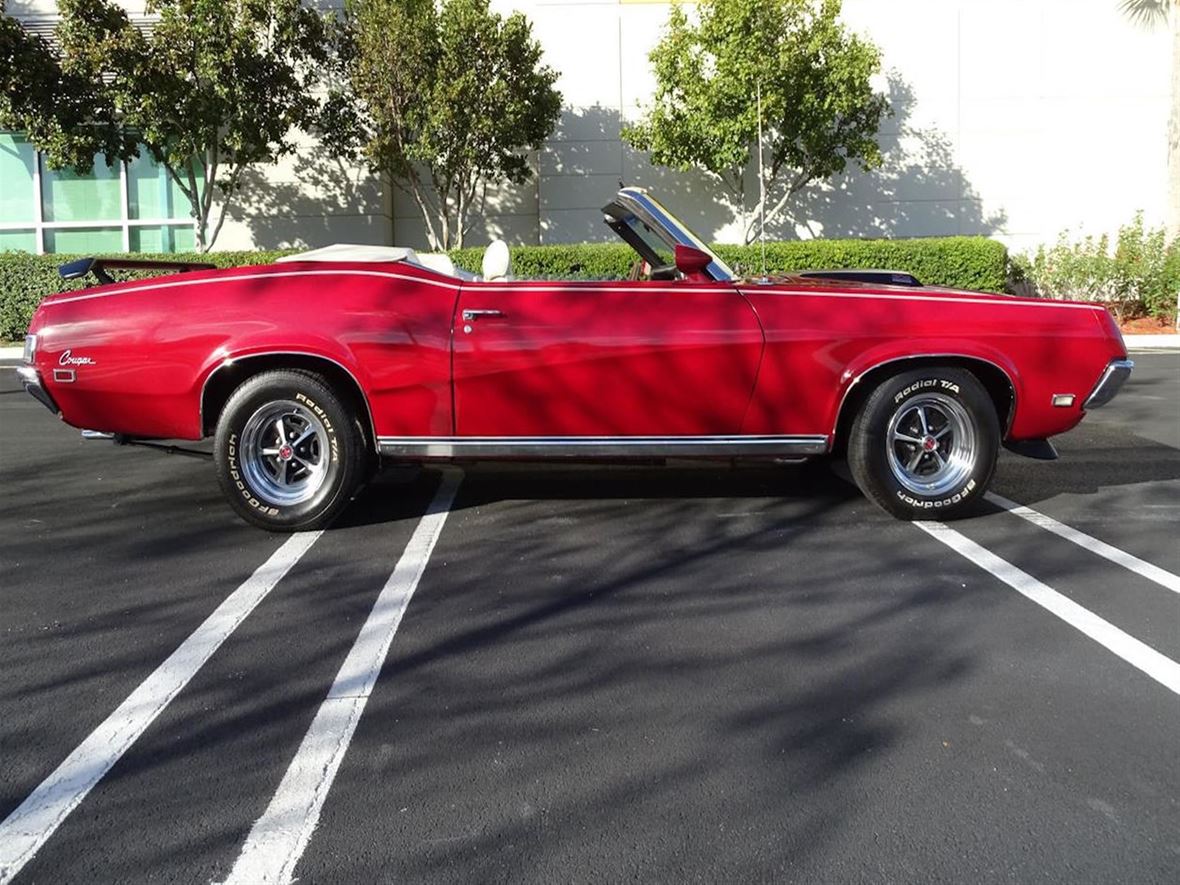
[1,354,1178,883]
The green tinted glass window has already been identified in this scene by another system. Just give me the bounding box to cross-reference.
[0,229,37,252]
[0,134,36,223]
[42,156,122,222]
[45,227,123,253]
[128,153,198,220]
[130,224,196,253]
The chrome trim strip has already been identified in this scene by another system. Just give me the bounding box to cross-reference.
[831,353,1019,438]
[1083,358,1133,409]
[377,434,829,459]
[198,351,379,453]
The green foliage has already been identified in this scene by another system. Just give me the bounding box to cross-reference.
[1,0,333,251]
[623,0,889,243]
[0,0,134,169]
[449,244,640,280]
[450,237,1007,292]
[0,250,295,341]
[1011,213,1179,322]
[326,0,561,250]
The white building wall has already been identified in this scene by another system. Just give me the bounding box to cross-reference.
[465,0,1169,255]
[9,0,1170,255]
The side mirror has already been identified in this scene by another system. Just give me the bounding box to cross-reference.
[674,244,712,282]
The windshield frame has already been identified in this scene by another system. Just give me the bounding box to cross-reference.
[602,188,735,282]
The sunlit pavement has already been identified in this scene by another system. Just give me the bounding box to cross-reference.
[1,355,1177,884]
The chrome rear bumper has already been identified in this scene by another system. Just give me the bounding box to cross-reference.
[17,365,60,415]
[1084,359,1133,409]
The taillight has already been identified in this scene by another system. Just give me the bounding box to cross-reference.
[23,334,36,364]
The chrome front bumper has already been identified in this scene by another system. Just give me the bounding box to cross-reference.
[1083,359,1133,409]
[17,365,60,415]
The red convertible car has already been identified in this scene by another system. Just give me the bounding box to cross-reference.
[19,188,1131,531]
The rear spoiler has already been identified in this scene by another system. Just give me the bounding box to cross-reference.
[797,269,923,287]
[59,257,217,286]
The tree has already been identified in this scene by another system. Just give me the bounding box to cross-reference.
[1119,0,1180,328]
[0,0,133,170]
[324,0,562,250]
[623,0,888,244]
[1,0,333,251]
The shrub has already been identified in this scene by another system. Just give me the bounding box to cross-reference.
[451,236,1008,292]
[1012,213,1179,323]
[2,236,1008,341]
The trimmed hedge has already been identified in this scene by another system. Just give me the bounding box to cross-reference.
[452,236,1008,292]
[2,236,1007,342]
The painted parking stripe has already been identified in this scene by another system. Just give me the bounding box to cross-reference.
[220,471,462,885]
[915,520,1180,696]
[986,492,1180,596]
[0,531,323,885]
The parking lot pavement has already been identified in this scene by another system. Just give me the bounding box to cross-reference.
[1,354,1177,883]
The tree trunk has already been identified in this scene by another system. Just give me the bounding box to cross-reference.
[1171,7,1180,328]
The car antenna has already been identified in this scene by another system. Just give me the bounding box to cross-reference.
[757,80,768,281]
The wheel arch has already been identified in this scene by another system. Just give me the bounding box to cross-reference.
[200,352,378,455]
[831,355,1017,455]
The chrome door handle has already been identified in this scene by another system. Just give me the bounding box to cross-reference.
[461,309,505,322]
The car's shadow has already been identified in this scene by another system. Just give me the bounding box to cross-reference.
[335,457,864,531]
[336,418,1180,530]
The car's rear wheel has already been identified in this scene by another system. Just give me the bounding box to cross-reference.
[847,367,998,519]
[213,370,366,531]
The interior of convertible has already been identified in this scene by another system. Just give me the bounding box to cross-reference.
[276,187,737,285]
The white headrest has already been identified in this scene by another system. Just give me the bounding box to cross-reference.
[481,239,512,282]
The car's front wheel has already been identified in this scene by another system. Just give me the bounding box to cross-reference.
[847,367,999,519]
[213,369,367,531]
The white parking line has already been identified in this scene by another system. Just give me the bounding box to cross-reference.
[220,470,462,885]
[0,530,323,885]
[915,521,1180,696]
[986,493,1180,596]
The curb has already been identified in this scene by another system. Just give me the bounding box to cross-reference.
[0,346,22,360]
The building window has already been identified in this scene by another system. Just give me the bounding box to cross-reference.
[0,132,200,254]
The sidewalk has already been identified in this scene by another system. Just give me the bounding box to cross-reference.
[1122,334,1180,350]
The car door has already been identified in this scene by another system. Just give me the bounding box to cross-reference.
[452,278,764,437]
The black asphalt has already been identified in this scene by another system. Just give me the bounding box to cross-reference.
[1,353,1177,883]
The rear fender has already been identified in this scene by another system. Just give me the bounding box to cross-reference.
[831,344,1022,440]
[197,344,376,449]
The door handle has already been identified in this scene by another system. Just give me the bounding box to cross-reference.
[462,309,505,322]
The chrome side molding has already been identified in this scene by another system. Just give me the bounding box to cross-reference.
[377,434,830,459]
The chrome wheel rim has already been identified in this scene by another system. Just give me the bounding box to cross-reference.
[885,393,976,497]
[240,401,329,506]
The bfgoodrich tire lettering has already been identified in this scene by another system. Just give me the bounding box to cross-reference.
[214,369,366,531]
[847,367,999,519]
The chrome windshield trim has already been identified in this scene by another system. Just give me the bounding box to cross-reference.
[604,188,736,282]
[378,434,829,459]
[1083,358,1133,409]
